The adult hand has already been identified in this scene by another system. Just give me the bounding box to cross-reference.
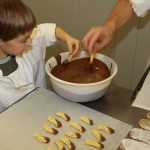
[82,25,114,54]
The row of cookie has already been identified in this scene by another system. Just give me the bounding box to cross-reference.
[47,139,104,150]
[33,112,91,150]
[34,123,113,149]
[33,120,77,149]
[33,111,90,141]
[37,115,90,143]
[48,112,115,134]
[56,112,115,134]
[48,137,75,150]
[84,125,115,149]
[33,131,104,150]
[49,112,94,126]
[34,124,114,149]
[43,122,81,138]
[33,111,115,149]
[33,132,104,150]
[48,115,115,138]
[120,112,150,150]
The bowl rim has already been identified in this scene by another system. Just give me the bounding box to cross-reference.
[45,51,118,86]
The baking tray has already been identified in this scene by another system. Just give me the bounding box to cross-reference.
[0,88,132,150]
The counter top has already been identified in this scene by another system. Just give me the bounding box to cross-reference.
[82,84,148,127]
[0,84,148,150]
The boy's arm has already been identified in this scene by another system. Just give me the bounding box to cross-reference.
[55,27,80,56]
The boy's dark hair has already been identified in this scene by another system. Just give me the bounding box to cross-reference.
[0,0,36,41]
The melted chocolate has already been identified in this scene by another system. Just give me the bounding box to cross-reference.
[51,55,111,84]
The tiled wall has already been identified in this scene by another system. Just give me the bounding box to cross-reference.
[23,0,150,90]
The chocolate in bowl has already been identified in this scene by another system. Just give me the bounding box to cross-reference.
[45,51,118,102]
[51,56,111,84]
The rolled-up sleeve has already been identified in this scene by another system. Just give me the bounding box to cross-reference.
[37,23,57,46]
[129,0,150,17]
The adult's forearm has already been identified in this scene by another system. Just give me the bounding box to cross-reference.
[104,0,134,33]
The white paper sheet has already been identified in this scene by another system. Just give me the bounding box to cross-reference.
[0,88,132,150]
[132,71,150,111]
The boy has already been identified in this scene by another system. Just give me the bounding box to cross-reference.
[0,0,80,112]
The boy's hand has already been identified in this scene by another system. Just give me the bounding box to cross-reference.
[55,27,80,57]
[65,35,80,57]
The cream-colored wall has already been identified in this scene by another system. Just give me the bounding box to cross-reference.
[23,0,150,91]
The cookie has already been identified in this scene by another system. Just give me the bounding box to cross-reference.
[85,139,104,149]
[56,111,70,121]
[129,128,150,145]
[43,123,58,135]
[65,131,81,139]
[147,112,150,120]
[139,119,150,131]
[55,139,65,150]
[98,124,115,134]
[60,137,75,150]
[91,128,105,142]
[120,138,150,150]
[48,116,62,128]
[33,132,50,143]
[69,121,85,132]
[79,116,93,125]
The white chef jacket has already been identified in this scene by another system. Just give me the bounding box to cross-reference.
[130,0,150,17]
[0,23,57,112]
[129,0,150,111]
[130,0,150,66]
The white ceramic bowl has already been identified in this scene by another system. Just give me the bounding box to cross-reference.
[45,51,118,102]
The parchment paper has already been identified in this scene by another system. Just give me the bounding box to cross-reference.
[0,88,132,150]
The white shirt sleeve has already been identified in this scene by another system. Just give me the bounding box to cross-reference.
[129,0,150,17]
[37,23,57,46]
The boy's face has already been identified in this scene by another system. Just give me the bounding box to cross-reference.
[0,30,33,57]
